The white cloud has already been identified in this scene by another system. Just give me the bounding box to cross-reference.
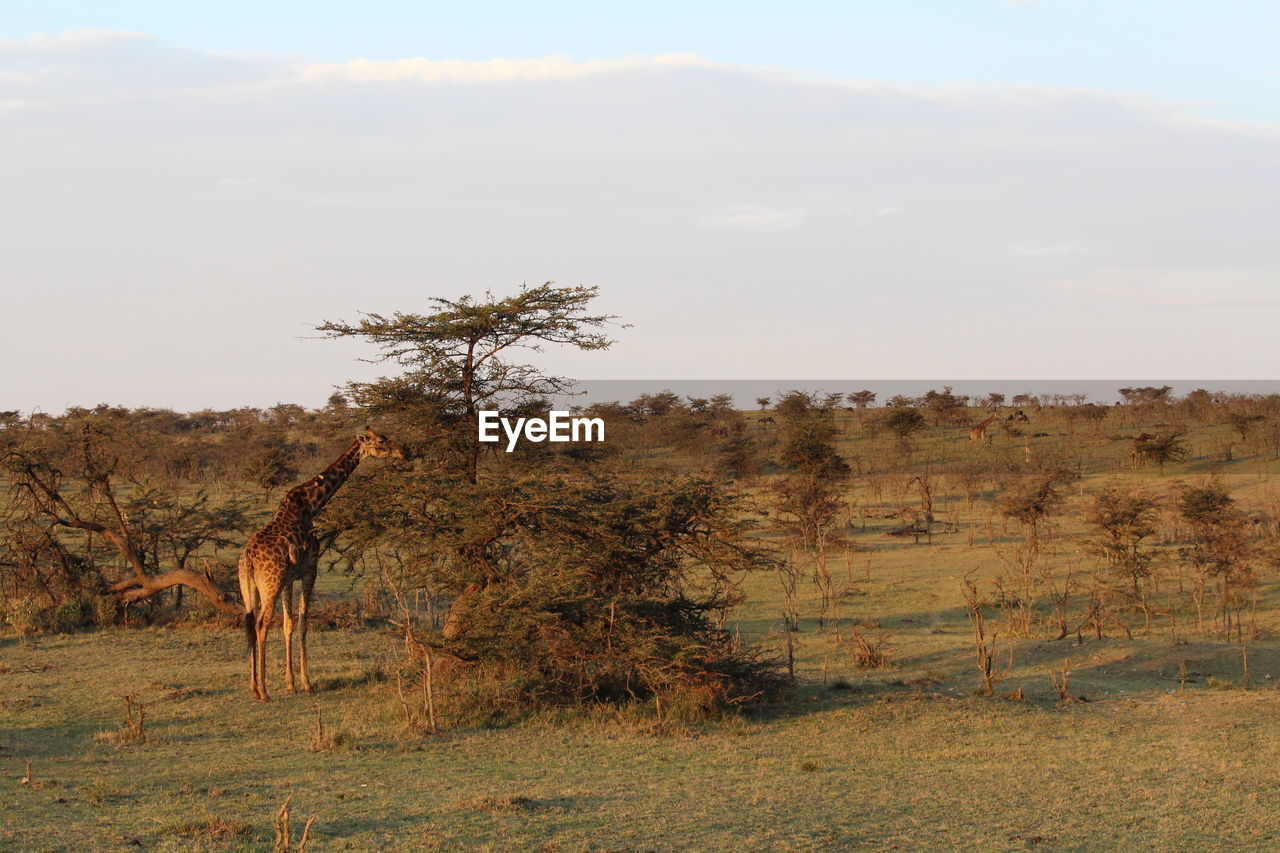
[1010,242,1090,257]
[703,205,809,232]
[2,30,1279,407]
[296,53,729,86]
[15,28,153,50]
[1042,269,1280,309]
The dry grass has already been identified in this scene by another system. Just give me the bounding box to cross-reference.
[161,813,253,842]
[455,794,537,812]
[6,409,1280,849]
[92,694,148,746]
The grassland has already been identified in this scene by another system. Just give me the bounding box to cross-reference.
[6,408,1280,851]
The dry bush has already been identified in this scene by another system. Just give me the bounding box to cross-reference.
[94,694,147,746]
[962,575,1013,696]
[306,599,367,630]
[3,597,43,638]
[273,796,315,853]
[308,705,354,752]
[1049,659,1082,704]
[844,625,894,669]
[359,472,786,728]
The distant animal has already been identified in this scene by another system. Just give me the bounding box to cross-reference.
[1130,432,1158,470]
[759,416,776,428]
[969,415,998,445]
[1006,410,1030,423]
[239,427,406,701]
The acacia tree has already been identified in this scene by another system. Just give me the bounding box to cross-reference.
[920,386,968,425]
[872,408,926,442]
[1133,429,1189,473]
[770,392,850,628]
[1086,488,1161,626]
[317,288,784,718]
[1119,386,1174,407]
[318,285,625,645]
[848,390,876,409]
[240,429,299,503]
[994,469,1073,635]
[1178,483,1260,638]
[361,471,779,720]
[978,393,1006,408]
[1228,412,1264,441]
[318,284,620,484]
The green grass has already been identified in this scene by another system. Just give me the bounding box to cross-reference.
[6,626,1280,850]
[6,409,1280,849]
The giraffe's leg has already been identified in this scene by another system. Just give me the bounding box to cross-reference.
[247,611,262,700]
[298,564,316,693]
[252,609,266,702]
[255,587,280,702]
[248,623,261,700]
[282,583,297,694]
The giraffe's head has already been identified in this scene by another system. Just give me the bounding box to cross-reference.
[357,426,408,460]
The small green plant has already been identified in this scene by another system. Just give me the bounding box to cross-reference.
[53,598,94,632]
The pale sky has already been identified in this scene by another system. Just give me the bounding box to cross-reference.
[2,3,1278,411]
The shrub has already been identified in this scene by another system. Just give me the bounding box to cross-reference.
[352,469,786,724]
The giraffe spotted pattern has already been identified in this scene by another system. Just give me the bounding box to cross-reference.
[238,427,405,701]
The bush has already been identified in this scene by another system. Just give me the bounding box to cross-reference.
[348,469,786,724]
[870,408,927,439]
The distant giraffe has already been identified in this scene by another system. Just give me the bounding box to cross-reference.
[969,414,999,445]
[1131,432,1157,471]
[239,427,405,701]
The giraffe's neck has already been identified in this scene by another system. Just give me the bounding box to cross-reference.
[272,440,364,524]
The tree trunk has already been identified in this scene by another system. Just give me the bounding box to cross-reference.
[28,479,241,616]
[110,568,240,614]
[441,582,483,639]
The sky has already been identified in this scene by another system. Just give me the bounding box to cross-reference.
[2,2,1278,411]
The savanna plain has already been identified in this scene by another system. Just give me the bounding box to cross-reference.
[5,387,1280,852]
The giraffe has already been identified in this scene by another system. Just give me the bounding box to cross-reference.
[1130,432,1157,471]
[239,427,405,701]
[968,414,999,445]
